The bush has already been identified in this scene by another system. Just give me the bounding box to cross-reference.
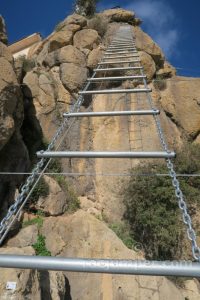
[29,177,49,203]
[109,222,136,249]
[23,216,43,229]
[88,15,109,37]
[18,56,36,73]
[153,74,167,90]
[33,234,51,256]
[123,143,200,260]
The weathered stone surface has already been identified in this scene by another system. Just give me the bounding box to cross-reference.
[44,45,86,68]
[139,50,156,81]
[134,26,165,67]
[0,42,13,63]
[36,175,67,216]
[65,13,87,27]
[160,76,200,139]
[157,61,176,78]
[0,58,23,150]
[23,70,56,115]
[101,8,138,24]
[41,211,200,299]
[87,47,104,69]
[0,247,41,299]
[0,16,8,45]
[60,63,88,92]
[73,29,101,50]
[0,247,68,299]
[7,224,38,247]
[48,30,73,52]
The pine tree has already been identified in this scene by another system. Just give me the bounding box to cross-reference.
[74,0,98,17]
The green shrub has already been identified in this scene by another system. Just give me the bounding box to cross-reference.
[30,177,49,203]
[33,235,51,256]
[153,74,167,90]
[23,216,43,228]
[88,15,109,37]
[18,56,36,73]
[123,143,200,260]
[109,222,136,249]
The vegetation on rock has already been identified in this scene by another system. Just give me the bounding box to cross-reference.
[33,234,51,256]
[123,143,200,260]
[74,0,99,17]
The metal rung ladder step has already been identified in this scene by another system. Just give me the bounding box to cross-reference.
[37,151,176,159]
[104,55,139,59]
[63,110,160,118]
[87,75,146,82]
[106,50,137,54]
[79,88,152,95]
[94,67,143,72]
[98,60,140,65]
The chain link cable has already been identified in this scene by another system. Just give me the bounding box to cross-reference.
[129,26,200,261]
[0,52,104,244]
[0,77,93,242]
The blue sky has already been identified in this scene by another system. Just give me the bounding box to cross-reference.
[0,0,200,77]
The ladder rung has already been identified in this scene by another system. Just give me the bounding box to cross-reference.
[87,75,146,81]
[63,110,160,118]
[94,67,143,72]
[79,88,152,95]
[98,60,140,65]
[0,255,197,276]
[37,151,176,159]
[108,47,136,50]
[106,50,137,54]
[104,55,139,59]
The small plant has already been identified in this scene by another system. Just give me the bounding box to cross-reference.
[109,222,136,250]
[29,177,49,203]
[88,15,109,37]
[33,234,51,256]
[18,56,36,73]
[23,216,43,229]
[153,74,167,90]
[74,0,99,17]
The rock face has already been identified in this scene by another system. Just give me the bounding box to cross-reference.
[40,211,200,299]
[36,175,68,216]
[73,28,101,50]
[1,7,200,299]
[0,247,68,299]
[0,20,29,212]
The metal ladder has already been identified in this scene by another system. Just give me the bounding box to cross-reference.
[0,26,199,277]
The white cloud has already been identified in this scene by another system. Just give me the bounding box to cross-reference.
[124,0,179,58]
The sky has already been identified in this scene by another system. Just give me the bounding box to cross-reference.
[0,0,200,77]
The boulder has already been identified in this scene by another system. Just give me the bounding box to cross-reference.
[0,16,8,45]
[7,224,38,247]
[134,26,165,68]
[65,13,87,27]
[23,70,56,115]
[41,210,200,299]
[101,8,139,24]
[0,247,68,299]
[87,47,104,69]
[60,63,88,92]
[44,45,86,68]
[139,50,156,81]
[36,175,68,216]
[157,61,176,78]
[0,247,41,299]
[73,29,101,50]
[160,76,200,139]
[0,57,23,150]
[48,30,73,52]
[0,42,13,63]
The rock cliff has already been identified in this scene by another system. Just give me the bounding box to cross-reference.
[0,8,200,299]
